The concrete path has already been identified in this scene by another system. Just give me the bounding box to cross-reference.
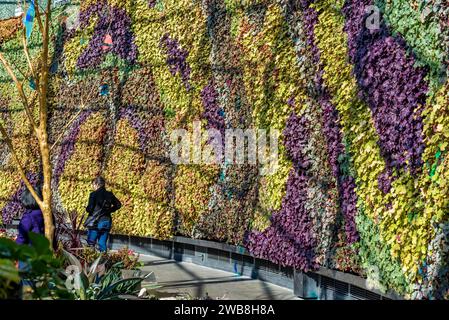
[139,254,300,300]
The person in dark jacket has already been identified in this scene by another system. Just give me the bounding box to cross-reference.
[85,176,121,252]
[16,186,45,246]
[16,185,45,289]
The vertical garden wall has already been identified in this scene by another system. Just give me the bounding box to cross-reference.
[1,0,449,299]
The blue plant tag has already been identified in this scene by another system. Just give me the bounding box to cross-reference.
[23,1,35,39]
[100,84,109,96]
[29,78,36,90]
[50,61,58,74]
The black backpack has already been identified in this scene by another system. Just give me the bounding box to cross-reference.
[84,198,112,229]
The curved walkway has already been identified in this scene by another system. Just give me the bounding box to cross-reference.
[139,254,300,300]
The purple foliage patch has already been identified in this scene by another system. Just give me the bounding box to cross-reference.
[159,33,192,91]
[377,168,393,194]
[201,81,225,134]
[283,112,311,171]
[301,5,323,87]
[319,96,344,177]
[247,169,318,271]
[246,113,318,271]
[299,0,316,8]
[53,110,92,186]
[201,81,225,160]
[320,95,359,243]
[119,107,163,153]
[77,1,138,69]
[343,0,428,175]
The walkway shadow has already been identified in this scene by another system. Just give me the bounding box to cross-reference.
[159,276,251,289]
[141,259,176,267]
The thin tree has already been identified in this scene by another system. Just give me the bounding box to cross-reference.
[0,0,55,243]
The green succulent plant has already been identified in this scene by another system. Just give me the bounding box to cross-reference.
[62,249,159,300]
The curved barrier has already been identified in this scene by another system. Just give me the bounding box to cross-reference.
[109,233,402,300]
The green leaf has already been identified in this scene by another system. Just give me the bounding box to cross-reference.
[16,245,37,261]
[0,259,20,283]
[0,238,19,259]
[87,256,103,283]
[79,272,90,291]
[28,232,51,256]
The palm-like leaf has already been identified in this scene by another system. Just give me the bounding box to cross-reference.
[87,255,103,283]
[62,249,159,300]
[96,277,144,300]
[62,249,82,272]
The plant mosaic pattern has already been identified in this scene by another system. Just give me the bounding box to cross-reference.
[1,0,449,299]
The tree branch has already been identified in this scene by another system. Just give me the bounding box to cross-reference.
[50,108,82,151]
[38,0,52,129]
[49,73,102,152]
[22,29,43,104]
[0,52,39,135]
[0,122,43,206]
[9,60,28,83]
[33,0,45,36]
[22,29,37,81]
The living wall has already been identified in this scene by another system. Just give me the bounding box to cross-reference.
[1,0,449,299]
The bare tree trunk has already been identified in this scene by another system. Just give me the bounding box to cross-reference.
[38,0,55,245]
[39,131,54,243]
